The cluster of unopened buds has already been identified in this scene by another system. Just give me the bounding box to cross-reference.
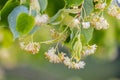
[45,47,86,69]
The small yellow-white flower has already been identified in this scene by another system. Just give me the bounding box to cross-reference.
[74,19,80,25]
[116,13,120,19]
[108,5,118,17]
[20,42,40,54]
[72,18,80,28]
[30,0,40,11]
[63,57,86,69]
[20,42,25,49]
[82,22,90,29]
[83,44,97,56]
[63,57,73,68]
[35,14,49,25]
[91,16,109,30]
[108,5,120,20]
[58,52,66,62]
[74,61,86,69]
[45,47,61,63]
[95,3,106,10]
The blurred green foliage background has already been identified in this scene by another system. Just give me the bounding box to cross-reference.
[0,0,120,80]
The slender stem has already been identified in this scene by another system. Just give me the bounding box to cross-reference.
[40,39,58,44]
[82,6,87,21]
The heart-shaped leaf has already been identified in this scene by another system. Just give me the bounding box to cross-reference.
[8,6,28,39]
[16,13,35,35]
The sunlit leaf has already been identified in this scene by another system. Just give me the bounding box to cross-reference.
[16,13,35,35]
[8,6,28,39]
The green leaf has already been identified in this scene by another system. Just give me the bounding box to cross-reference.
[90,30,105,45]
[48,10,63,23]
[81,27,94,44]
[45,0,65,17]
[38,0,48,12]
[8,6,28,39]
[16,13,35,35]
[62,14,74,26]
[83,0,94,16]
[0,0,19,23]
[65,0,84,7]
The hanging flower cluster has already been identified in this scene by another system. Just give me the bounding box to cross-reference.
[20,42,40,54]
[18,0,112,69]
[91,16,109,30]
[108,4,120,20]
[45,47,63,63]
[35,14,49,25]
[94,0,107,10]
[63,57,86,69]
[1,0,118,69]
[82,44,97,56]
[44,47,86,69]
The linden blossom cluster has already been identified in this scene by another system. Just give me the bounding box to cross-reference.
[20,42,40,54]
[70,1,109,30]
[82,44,97,56]
[74,16,109,30]
[80,0,109,30]
[94,0,106,10]
[44,44,97,69]
[45,47,86,69]
[35,14,49,25]
[18,0,110,69]
[91,16,109,30]
[108,4,120,20]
